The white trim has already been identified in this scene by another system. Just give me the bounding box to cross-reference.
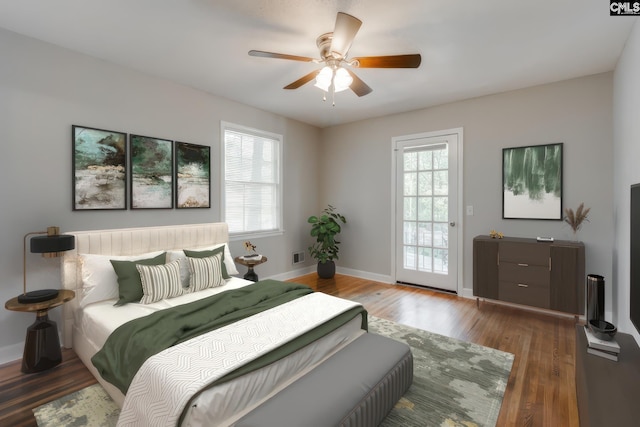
[0,342,24,366]
[390,127,464,295]
[265,265,316,282]
[336,267,393,284]
[263,266,392,284]
[475,297,591,321]
[228,230,285,241]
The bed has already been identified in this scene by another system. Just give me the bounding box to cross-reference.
[60,222,369,426]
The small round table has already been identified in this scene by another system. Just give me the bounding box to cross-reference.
[5,289,75,373]
[234,256,268,282]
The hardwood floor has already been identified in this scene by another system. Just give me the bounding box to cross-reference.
[0,274,579,426]
[0,348,95,427]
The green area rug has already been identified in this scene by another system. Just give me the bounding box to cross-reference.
[34,316,513,427]
[369,316,514,427]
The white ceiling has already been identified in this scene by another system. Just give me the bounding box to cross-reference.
[0,1,635,128]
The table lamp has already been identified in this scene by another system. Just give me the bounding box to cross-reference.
[19,226,75,304]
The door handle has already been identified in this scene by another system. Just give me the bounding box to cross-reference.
[449,221,456,227]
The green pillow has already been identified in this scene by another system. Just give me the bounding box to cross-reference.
[111,253,167,306]
[183,246,230,279]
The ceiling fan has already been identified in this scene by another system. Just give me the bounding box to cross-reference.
[248,12,421,102]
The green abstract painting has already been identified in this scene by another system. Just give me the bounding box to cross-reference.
[130,135,173,209]
[503,143,562,219]
[73,125,127,210]
[175,142,210,208]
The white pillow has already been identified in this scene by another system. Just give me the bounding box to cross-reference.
[137,260,184,304]
[166,251,191,288]
[188,253,226,292]
[168,243,238,276]
[78,251,164,308]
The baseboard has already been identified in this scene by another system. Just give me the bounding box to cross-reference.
[0,342,23,367]
[474,296,585,320]
[267,265,316,281]
[267,265,393,285]
[335,267,392,284]
[336,267,478,299]
[460,287,475,299]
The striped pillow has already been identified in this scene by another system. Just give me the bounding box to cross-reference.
[136,259,184,304]
[188,253,225,292]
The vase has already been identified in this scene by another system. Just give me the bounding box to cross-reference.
[317,261,335,279]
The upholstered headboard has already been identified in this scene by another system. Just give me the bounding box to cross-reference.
[61,222,230,347]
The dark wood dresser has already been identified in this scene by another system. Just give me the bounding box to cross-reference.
[473,235,585,314]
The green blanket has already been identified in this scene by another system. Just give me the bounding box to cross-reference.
[91,280,366,395]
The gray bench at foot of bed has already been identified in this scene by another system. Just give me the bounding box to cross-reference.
[235,332,413,427]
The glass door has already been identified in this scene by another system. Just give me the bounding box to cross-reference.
[395,133,458,292]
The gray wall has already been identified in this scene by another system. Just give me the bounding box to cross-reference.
[613,20,640,343]
[0,28,321,361]
[322,73,614,312]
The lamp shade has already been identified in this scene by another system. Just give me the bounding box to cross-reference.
[30,234,75,253]
[18,227,75,304]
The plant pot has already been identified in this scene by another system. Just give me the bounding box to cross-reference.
[317,260,335,279]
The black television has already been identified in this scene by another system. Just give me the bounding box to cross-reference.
[631,184,640,334]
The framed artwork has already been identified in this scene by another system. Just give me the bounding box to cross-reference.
[175,142,211,208]
[502,142,563,220]
[72,125,127,210]
[130,134,174,209]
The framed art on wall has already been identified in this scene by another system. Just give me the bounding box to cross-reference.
[130,134,174,209]
[175,142,211,208]
[72,125,127,210]
[503,142,563,220]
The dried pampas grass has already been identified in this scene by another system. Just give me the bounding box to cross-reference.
[564,203,590,234]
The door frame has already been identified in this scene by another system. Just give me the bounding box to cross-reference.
[390,127,464,294]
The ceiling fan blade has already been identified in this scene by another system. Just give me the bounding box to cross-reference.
[345,69,372,97]
[284,70,320,89]
[351,54,422,68]
[329,12,362,58]
[249,50,315,63]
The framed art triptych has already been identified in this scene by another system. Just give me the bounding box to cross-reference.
[72,125,210,211]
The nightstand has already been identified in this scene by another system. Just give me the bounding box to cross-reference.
[5,289,75,373]
[234,256,268,282]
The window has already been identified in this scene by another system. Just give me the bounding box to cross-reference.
[222,122,283,236]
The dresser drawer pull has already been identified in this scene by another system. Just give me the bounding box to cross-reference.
[517,283,529,288]
[517,263,529,267]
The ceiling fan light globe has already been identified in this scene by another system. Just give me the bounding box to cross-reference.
[314,66,333,91]
[333,67,353,92]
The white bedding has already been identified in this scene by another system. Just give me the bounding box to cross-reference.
[75,277,365,426]
[75,277,252,350]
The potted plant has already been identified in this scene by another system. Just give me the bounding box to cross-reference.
[308,205,346,278]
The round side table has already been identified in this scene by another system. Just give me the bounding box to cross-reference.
[234,256,268,282]
[5,289,75,373]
